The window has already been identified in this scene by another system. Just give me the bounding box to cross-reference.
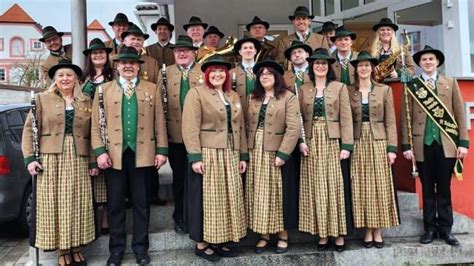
[407,31,421,54]
[31,40,42,51]
[365,0,376,3]
[0,38,3,51]
[10,37,24,57]
[342,0,359,11]
[312,0,322,16]
[0,68,6,82]
[325,0,335,15]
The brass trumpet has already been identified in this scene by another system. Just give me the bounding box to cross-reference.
[197,36,237,64]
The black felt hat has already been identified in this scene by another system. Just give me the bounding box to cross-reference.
[372,18,399,32]
[169,35,198,50]
[233,36,261,54]
[112,46,144,63]
[284,40,312,60]
[330,26,357,42]
[39,26,64,42]
[204,26,224,39]
[108,13,133,26]
[413,45,445,67]
[246,16,270,31]
[183,16,208,31]
[307,48,336,65]
[201,54,232,72]
[253,59,284,75]
[289,6,314,21]
[151,17,174,32]
[349,51,379,67]
[82,38,113,56]
[318,21,337,34]
[121,24,149,41]
[48,59,82,79]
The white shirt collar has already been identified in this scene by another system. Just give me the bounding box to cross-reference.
[119,76,138,87]
[114,38,122,45]
[241,61,255,69]
[158,40,169,47]
[337,51,352,62]
[193,41,203,47]
[422,71,438,82]
[293,63,308,73]
[296,30,310,41]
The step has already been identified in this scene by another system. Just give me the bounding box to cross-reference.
[31,210,474,259]
[25,234,474,265]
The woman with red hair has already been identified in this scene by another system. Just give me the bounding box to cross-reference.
[182,55,248,261]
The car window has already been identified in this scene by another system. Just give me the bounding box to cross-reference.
[5,110,24,143]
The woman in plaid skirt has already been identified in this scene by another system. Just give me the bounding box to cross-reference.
[22,61,98,265]
[246,59,301,254]
[81,38,114,235]
[298,48,353,252]
[348,51,400,248]
[182,55,248,262]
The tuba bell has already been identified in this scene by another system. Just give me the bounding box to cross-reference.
[197,36,237,64]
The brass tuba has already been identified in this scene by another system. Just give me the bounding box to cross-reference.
[197,36,237,64]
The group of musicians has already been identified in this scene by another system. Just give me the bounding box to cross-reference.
[21,5,469,266]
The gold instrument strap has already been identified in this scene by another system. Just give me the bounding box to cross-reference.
[407,77,464,180]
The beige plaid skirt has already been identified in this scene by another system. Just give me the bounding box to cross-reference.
[34,135,95,250]
[246,129,284,234]
[201,136,246,244]
[92,173,107,204]
[299,120,347,238]
[351,123,399,228]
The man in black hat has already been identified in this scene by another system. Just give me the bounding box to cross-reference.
[318,21,337,54]
[283,40,312,88]
[276,6,328,69]
[39,26,72,87]
[330,26,359,85]
[246,16,278,62]
[122,24,160,84]
[92,46,168,266]
[145,17,175,67]
[105,13,133,55]
[156,35,204,235]
[183,16,208,48]
[402,45,469,247]
[196,26,224,62]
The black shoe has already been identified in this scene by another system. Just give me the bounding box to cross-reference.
[135,253,151,265]
[440,233,460,246]
[334,242,345,252]
[275,238,288,254]
[374,240,384,248]
[195,245,221,262]
[106,253,123,266]
[174,224,185,234]
[151,197,167,206]
[101,227,109,235]
[317,241,330,251]
[211,245,238,257]
[255,238,270,254]
[362,240,373,248]
[420,230,437,244]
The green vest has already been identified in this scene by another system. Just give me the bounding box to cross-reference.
[179,63,194,111]
[241,64,255,96]
[121,80,138,152]
[423,77,441,145]
[337,53,352,85]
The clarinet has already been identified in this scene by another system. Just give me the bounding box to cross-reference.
[232,72,237,91]
[30,91,40,164]
[29,90,40,265]
[294,83,306,143]
[98,85,109,150]
[161,64,169,119]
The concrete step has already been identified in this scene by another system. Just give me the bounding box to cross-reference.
[27,234,474,265]
[31,209,474,259]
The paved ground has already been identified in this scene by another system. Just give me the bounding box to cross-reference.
[0,221,29,266]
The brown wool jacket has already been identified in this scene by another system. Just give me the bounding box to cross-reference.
[156,63,204,143]
[40,44,73,87]
[347,83,397,152]
[331,50,359,85]
[182,86,248,162]
[246,90,301,160]
[145,42,175,67]
[22,91,94,165]
[299,81,354,150]
[90,79,168,170]
[400,75,469,161]
[276,32,329,69]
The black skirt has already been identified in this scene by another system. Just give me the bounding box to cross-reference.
[281,148,300,230]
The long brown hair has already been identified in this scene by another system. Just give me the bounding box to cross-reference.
[353,60,377,91]
[252,66,288,101]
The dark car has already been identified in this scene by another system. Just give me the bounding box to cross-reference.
[0,103,32,235]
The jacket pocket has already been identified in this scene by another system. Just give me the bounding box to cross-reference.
[40,133,51,137]
[200,129,216,132]
[275,132,285,135]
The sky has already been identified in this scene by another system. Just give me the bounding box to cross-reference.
[1,0,146,37]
